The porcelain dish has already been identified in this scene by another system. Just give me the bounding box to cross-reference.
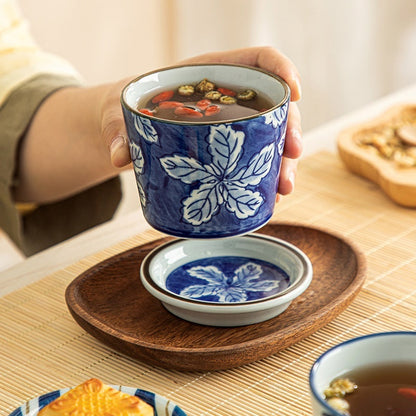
[8,385,187,416]
[140,233,313,326]
[309,331,416,416]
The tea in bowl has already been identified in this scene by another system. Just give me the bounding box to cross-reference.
[121,64,290,238]
[309,332,416,416]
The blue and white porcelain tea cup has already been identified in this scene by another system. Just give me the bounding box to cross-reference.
[121,64,290,238]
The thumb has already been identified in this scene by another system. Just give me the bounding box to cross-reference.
[101,109,131,168]
[100,79,133,169]
[109,134,131,168]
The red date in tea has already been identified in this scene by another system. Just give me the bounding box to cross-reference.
[174,107,203,118]
[137,78,271,122]
[205,105,221,116]
[158,101,185,109]
[196,99,211,111]
[138,108,153,116]
[151,90,174,104]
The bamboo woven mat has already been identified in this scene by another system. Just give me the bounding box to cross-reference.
[1,150,416,416]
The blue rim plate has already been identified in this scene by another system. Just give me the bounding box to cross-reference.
[8,385,187,416]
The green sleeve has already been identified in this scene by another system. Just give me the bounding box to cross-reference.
[0,74,122,256]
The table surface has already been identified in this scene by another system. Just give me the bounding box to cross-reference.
[1,83,415,416]
[2,83,416,297]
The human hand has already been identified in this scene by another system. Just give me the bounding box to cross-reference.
[107,46,302,197]
[180,46,302,198]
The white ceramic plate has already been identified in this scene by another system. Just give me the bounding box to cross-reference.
[8,385,187,416]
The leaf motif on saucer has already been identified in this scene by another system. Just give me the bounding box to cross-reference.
[180,262,280,303]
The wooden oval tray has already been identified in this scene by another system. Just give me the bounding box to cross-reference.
[65,223,366,371]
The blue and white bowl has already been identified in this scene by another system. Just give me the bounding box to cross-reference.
[309,331,416,416]
[121,64,290,238]
[140,233,312,326]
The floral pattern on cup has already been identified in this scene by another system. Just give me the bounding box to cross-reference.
[128,104,287,234]
[160,124,275,225]
[134,115,158,144]
[129,141,146,207]
[265,106,288,156]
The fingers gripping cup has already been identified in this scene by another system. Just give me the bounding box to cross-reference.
[121,64,290,238]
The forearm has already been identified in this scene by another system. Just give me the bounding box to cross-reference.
[13,46,302,204]
[14,84,123,203]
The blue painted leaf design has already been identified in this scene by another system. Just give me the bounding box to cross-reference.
[160,155,215,184]
[157,123,275,225]
[277,125,287,156]
[264,103,288,128]
[183,183,220,225]
[217,287,248,302]
[137,182,146,207]
[208,125,245,176]
[134,114,158,143]
[180,284,220,299]
[179,261,282,303]
[187,265,226,284]
[234,262,263,284]
[231,143,275,186]
[129,141,144,174]
[215,183,225,206]
[223,185,263,219]
[245,280,280,291]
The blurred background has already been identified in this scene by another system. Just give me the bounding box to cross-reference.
[19,0,416,132]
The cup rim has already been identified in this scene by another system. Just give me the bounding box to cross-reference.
[309,331,416,416]
[120,63,291,125]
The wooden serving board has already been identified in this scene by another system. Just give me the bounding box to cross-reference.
[337,103,416,207]
[65,223,366,371]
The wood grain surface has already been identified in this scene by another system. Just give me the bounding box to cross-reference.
[337,104,416,207]
[65,222,366,371]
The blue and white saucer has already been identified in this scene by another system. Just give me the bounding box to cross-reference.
[140,233,313,326]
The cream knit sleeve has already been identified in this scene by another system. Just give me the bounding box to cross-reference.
[0,0,82,106]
